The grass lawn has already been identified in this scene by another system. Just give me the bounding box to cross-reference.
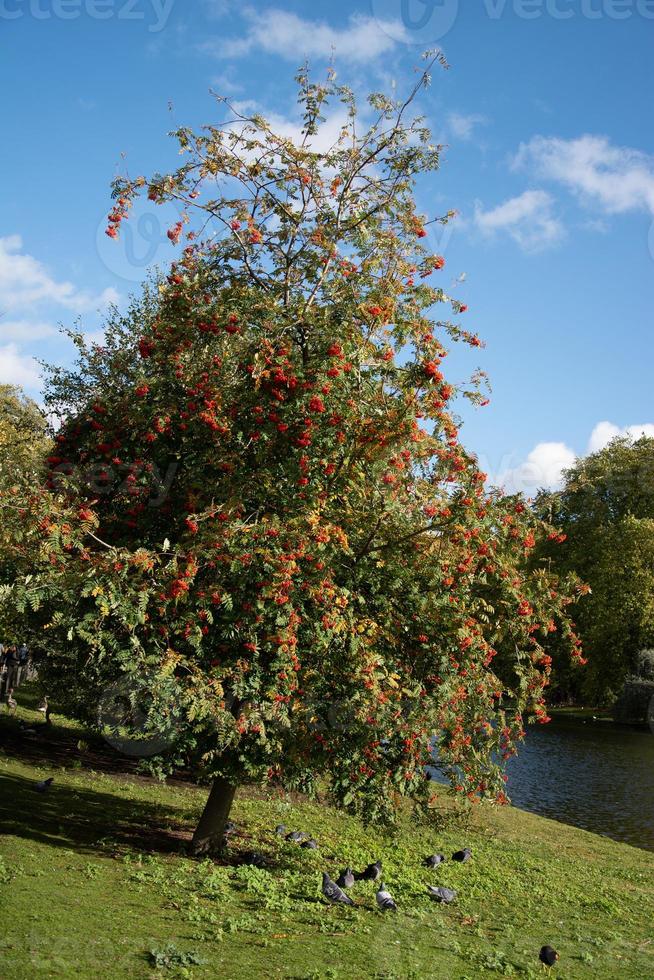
[1,687,653,979]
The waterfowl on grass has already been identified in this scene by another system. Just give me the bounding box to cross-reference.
[539,945,559,971]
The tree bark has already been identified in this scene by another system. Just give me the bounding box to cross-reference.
[190,775,237,855]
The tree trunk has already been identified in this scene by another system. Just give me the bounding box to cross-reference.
[190,776,237,855]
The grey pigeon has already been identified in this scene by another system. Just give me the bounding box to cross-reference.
[336,867,355,889]
[35,777,54,793]
[452,847,472,863]
[356,860,382,881]
[223,820,237,836]
[428,885,457,903]
[274,824,286,836]
[423,853,446,868]
[241,850,267,867]
[375,882,398,912]
[322,872,354,906]
[301,838,318,850]
[286,830,305,843]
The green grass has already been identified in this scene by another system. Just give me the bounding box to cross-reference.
[1,688,653,979]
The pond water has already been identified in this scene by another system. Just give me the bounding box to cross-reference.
[433,716,654,852]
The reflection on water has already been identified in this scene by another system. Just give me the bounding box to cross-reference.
[432,717,654,852]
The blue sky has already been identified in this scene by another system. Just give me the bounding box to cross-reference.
[1,0,653,492]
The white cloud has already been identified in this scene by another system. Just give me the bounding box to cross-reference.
[495,421,654,495]
[512,135,654,216]
[474,190,564,251]
[498,442,576,495]
[202,8,403,63]
[0,319,57,342]
[0,235,119,314]
[448,112,487,142]
[588,421,654,454]
[0,344,41,389]
[210,69,243,95]
[260,107,353,155]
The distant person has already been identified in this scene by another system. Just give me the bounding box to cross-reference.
[16,644,29,686]
[3,647,19,694]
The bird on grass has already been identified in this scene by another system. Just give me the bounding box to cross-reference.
[423,853,446,868]
[5,689,17,714]
[452,847,472,863]
[38,697,48,715]
[223,820,237,836]
[539,946,559,971]
[375,883,398,912]
[274,824,286,836]
[35,777,54,793]
[427,885,457,904]
[355,860,382,882]
[336,868,355,889]
[322,872,354,906]
[240,850,267,868]
[301,838,318,850]
[285,830,305,843]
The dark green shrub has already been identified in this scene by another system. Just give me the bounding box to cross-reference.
[612,676,654,725]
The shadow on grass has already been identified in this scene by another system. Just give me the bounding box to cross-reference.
[0,681,155,776]
[0,769,195,858]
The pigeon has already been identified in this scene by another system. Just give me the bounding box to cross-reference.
[223,820,237,836]
[35,777,54,793]
[423,853,446,868]
[375,882,398,912]
[322,872,354,906]
[539,945,559,970]
[336,868,355,889]
[301,838,318,850]
[240,850,267,867]
[6,690,17,714]
[427,885,457,904]
[285,830,305,843]
[274,824,286,836]
[355,860,382,882]
[452,847,472,863]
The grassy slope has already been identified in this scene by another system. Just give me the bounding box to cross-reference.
[1,692,653,980]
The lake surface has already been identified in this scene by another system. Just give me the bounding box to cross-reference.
[433,716,654,852]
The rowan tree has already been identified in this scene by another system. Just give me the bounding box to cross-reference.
[4,64,582,852]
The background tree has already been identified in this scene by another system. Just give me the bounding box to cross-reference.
[534,436,654,704]
[4,64,581,852]
[0,385,51,641]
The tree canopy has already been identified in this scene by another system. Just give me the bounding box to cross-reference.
[1,64,582,850]
[0,385,51,641]
[534,436,654,704]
